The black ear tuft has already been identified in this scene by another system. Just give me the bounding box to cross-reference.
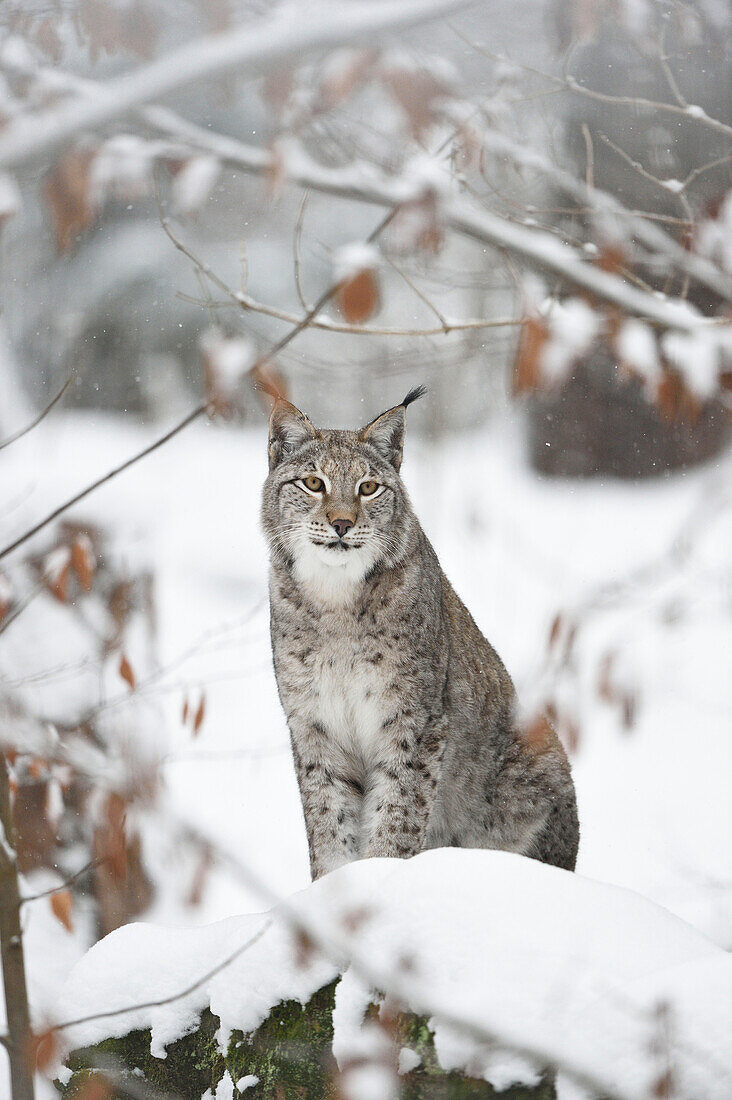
[402,385,427,408]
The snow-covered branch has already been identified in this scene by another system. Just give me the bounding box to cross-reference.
[0,0,468,171]
[5,47,731,325]
[155,123,730,332]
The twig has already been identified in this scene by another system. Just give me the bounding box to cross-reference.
[293,191,311,311]
[657,24,688,110]
[454,26,732,140]
[597,131,694,223]
[0,579,45,639]
[20,858,107,905]
[52,919,273,1033]
[382,254,451,332]
[565,75,732,140]
[0,754,35,1100]
[176,289,519,336]
[0,375,74,452]
[0,404,206,563]
[160,201,398,376]
[581,123,594,191]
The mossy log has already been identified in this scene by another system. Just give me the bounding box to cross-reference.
[61,981,556,1099]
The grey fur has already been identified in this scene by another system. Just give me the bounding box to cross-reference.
[262,394,579,879]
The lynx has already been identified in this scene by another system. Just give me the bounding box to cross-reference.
[262,389,579,880]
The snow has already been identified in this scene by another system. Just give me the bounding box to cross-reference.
[615,318,661,392]
[55,850,732,1099]
[235,1076,259,1091]
[172,156,221,218]
[0,172,21,222]
[332,242,380,281]
[199,327,256,394]
[662,325,732,400]
[205,1069,235,1100]
[397,1047,421,1074]
[91,134,153,206]
[539,297,601,384]
[696,190,732,275]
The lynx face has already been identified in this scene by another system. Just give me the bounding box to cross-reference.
[261,391,425,603]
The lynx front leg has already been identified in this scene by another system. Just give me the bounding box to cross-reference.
[290,721,363,880]
[362,717,445,860]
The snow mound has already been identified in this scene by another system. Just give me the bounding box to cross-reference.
[57,849,731,1098]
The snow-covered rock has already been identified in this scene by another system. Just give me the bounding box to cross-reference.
[56,849,732,1100]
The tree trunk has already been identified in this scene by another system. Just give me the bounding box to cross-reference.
[0,752,35,1100]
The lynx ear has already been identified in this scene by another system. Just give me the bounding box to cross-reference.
[268,400,317,470]
[359,385,426,471]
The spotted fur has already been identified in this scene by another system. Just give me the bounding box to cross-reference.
[261,394,579,879]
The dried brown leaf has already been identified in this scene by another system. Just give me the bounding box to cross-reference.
[261,68,294,116]
[50,889,74,933]
[381,64,449,137]
[79,0,120,64]
[547,613,563,651]
[336,268,380,324]
[49,561,71,603]
[512,315,549,396]
[71,535,95,591]
[94,792,128,882]
[27,1027,58,1075]
[43,149,96,254]
[33,17,64,63]
[118,653,135,690]
[596,245,626,276]
[319,48,376,110]
[119,0,159,60]
[193,693,206,736]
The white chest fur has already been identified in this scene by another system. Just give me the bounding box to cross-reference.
[292,539,375,609]
[307,636,387,771]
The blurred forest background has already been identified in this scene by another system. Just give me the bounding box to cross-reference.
[0,0,730,1095]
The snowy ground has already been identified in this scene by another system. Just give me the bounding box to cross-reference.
[2,405,731,1092]
[57,849,732,1100]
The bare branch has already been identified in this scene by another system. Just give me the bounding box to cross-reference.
[0,374,74,452]
[382,254,451,332]
[564,75,732,142]
[176,288,519,336]
[293,192,311,312]
[0,404,206,564]
[453,30,732,141]
[53,919,273,1033]
[657,24,688,111]
[6,51,731,307]
[0,754,35,1100]
[20,858,107,906]
[597,131,693,222]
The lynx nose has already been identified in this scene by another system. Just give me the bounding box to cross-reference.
[330,517,354,539]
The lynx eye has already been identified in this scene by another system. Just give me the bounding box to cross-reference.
[359,480,380,497]
[301,475,325,493]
